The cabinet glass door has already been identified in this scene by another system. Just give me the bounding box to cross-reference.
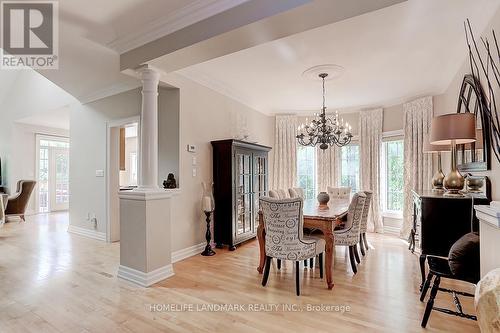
[236,152,252,237]
[253,154,268,232]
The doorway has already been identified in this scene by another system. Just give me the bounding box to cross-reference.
[107,117,139,242]
[36,135,70,213]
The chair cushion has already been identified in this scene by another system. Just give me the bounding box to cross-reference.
[448,232,480,283]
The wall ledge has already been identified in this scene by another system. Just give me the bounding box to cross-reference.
[118,188,181,201]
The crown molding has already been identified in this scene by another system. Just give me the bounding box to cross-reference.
[108,0,250,54]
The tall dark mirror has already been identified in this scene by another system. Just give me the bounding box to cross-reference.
[456,74,491,171]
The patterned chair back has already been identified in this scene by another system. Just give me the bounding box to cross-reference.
[335,192,367,246]
[327,186,351,201]
[360,191,373,233]
[260,197,319,261]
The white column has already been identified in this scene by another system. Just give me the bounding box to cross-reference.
[137,67,160,189]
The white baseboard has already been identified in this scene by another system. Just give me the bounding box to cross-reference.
[383,225,401,236]
[68,225,106,241]
[172,242,206,263]
[117,264,174,287]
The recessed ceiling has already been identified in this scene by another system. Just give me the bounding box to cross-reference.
[176,0,500,115]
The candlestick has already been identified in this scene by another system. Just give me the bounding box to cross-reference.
[201,211,216,256]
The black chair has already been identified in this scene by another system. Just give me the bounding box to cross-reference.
[420,232,479,328]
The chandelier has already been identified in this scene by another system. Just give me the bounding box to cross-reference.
[296,73,353,150]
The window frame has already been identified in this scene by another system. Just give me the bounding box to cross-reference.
[339,140,360,194]
[380,130,404,218]
[296,145,317,200]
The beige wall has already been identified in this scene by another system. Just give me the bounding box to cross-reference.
[433,7,500,201]
[162,73,274,252]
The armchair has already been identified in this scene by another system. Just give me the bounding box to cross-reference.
[5,180,36,221]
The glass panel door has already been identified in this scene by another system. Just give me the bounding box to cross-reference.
[236,152,252,238]
[253,154,268,232]
[50,147,70,211]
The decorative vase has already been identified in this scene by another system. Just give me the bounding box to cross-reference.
[466,176,484,192]
[317,191,330,209]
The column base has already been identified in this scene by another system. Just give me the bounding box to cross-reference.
[118,264,174,287]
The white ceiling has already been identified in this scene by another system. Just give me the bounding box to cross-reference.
[177,0,500,115]
[15,107,71,130]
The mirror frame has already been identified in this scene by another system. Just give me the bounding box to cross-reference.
[456,74,491,172]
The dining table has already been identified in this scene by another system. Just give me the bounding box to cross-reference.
[257,199,350,290]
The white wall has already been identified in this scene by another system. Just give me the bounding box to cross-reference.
[69,74,274,253]
[0,69,76,189]
[70,88,142,233]
[8,123,69,213]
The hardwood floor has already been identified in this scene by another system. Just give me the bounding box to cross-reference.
[0,213,479,332]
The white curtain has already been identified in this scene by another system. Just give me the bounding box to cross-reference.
[359,108,384,233]
[272,115,298,190]
[401,96,433,238]
[316,145,340,192]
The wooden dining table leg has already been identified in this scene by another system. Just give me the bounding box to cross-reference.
[257,216,266,274]
[323,227,335,290]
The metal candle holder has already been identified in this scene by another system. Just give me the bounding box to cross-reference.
[201,210,216,256]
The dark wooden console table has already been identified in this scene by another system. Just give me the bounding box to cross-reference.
[410,189,489,289]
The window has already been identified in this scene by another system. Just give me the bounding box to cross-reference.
[340,144,360,193]
[383,140,404,213]
[297,146,316,199]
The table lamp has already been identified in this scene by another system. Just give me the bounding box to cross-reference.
[424,140,451,191]
[430,113,476,196]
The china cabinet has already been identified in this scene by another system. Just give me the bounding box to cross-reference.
[211,139,271,250]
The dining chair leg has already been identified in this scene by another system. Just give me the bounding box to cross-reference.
[295,261,300,296]
[309,257,314,268]
[359,240,366,256]
[318,253,323,279]
[420,272,434,302]
[363,233,369,251]
[277,259,281,270]
[421,276,441,328]
[262,256,272,286]
[348,246,357,274]
[353,244,361,264]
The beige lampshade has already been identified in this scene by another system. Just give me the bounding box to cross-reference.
[424,140,451,153]
[430,113,476,145]
[465,128,484,150]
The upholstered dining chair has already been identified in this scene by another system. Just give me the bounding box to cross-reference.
[327,186,351,201]
[288,187,304,199]
[334,192,366,274]
[268,190,280,198]
[358,191,373,256]
[260,197,325,296]
[5,180,36,221]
